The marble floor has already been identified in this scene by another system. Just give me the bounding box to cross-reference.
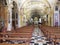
[30,25,48,45]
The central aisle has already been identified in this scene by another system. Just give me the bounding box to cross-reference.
[32,26,44,37]
[30,25,47,45]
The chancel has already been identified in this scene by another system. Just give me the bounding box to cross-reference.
[0,0,60,45]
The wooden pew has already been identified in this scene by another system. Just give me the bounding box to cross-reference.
[0,42,29,45]
[0,33,32,38]
[0,25,34,45]
[39,25,60,43]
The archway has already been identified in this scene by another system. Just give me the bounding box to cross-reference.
[30,9,44,25]
[12,1,18,29]
[31,10,40,20]
[19,0,53,26]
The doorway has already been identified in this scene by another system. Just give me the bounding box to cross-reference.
[31,11,40,25]
[12,1,18,29]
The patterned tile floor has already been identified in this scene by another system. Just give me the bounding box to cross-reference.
[30,26,48,45]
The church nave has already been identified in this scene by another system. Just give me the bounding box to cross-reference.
[0,0,60,45]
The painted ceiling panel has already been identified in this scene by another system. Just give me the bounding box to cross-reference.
[18,0,58,16]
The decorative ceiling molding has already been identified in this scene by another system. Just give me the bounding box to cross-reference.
[21,0,51,8]
[20,0,57,15]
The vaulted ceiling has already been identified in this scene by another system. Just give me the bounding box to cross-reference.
[19,0,57,16]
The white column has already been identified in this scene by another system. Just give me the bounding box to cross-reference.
[58,6,60,26]
[50,9,54,27]
[17,3,21,28]
[7,7,12,31]
[54,11,59,26]
[58,11,59,26]
[18,14,21,28]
